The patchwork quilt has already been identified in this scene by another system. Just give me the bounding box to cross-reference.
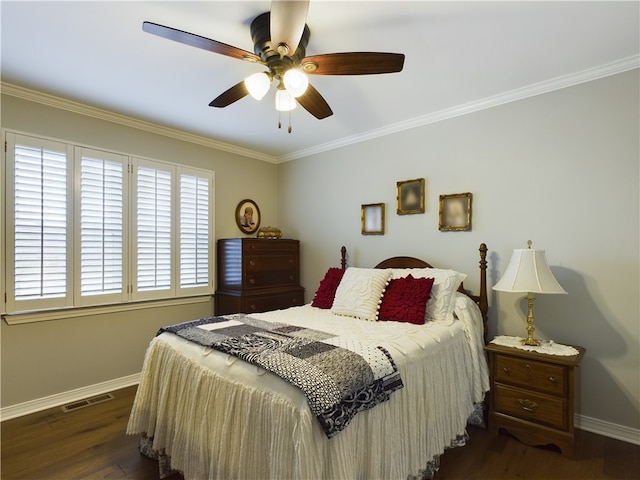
[159,314,404,437]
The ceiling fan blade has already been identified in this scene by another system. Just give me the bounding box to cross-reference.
[302,52,405,75]
[209,81,249,108]
[143,21,261,62]
[270,0,310,56]
[297,84,333,119]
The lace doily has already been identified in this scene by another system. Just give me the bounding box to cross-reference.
[490,335,580,356]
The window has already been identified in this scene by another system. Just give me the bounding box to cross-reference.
[76,147,127,306]
[3,132,214,315]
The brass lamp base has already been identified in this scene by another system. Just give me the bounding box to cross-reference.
[521,292,541,346]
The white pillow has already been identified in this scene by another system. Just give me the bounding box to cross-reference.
[389,268,467,321]
[331,267,392,321]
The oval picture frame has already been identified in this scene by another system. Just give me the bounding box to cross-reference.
[235,199,261,234]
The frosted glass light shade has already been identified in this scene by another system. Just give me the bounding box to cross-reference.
[494,248,567,294]
[283,69,309,97]
[275,88,296,111]
[244,72,271,100]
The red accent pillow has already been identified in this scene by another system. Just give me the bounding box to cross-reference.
[311,268,345,309]
[378,275,435,324]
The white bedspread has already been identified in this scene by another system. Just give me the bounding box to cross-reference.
[127,294,489,480]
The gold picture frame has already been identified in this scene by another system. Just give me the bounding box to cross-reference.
[235,199,261,234]
[439,192,472,231]
[361,203,385,235]
[397,178,425,215]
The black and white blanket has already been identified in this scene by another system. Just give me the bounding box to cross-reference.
[158,314,404,438]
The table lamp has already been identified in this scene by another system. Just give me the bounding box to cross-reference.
[493,241,567,346]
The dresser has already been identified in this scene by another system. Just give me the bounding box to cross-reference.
[215,238,304,315]
[485,342,585,457]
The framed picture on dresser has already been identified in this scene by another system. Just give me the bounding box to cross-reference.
[236,199,261,234]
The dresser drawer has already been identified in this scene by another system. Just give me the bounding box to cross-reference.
[494,383,567,430]
[243,239,299,254]
[242,289,304,313]
[244,254,298,289]
[495,354,566,396]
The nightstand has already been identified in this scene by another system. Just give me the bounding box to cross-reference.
[485,341,585,457]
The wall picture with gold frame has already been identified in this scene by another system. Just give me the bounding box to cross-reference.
[439,192,472,231]
[235,199,261,234]
[397,178,425,215]
[361,203,385,235]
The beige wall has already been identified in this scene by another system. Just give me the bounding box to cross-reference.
[1,94,278,407]
[277,70,640,431]
[2,70,639,434]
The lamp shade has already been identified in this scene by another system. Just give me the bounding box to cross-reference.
[283,68,309,97]
[275,88,296,111]
[493,248,567,294]
[244,72,271,100]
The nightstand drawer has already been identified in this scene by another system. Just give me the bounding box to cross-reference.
[494,384,566,430]
[495,354,566,396]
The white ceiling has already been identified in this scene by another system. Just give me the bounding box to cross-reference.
[2,1,638,162]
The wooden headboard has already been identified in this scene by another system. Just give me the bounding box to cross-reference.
[339,243,489,343]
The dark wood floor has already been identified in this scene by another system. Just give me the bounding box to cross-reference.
[1,385,638,479]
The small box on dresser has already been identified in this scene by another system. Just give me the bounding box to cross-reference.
[215,238,304,315]
[485,342,585,457]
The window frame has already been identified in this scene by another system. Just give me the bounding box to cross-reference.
[2,130,215,317]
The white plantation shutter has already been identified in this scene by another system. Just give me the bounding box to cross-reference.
[77,148,126,304]
[7,134,72,311]
[178,170,212,294]
[135,162,173,295]
[4,131,214,315]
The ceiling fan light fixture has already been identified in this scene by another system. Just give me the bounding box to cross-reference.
[244,72,271,100]
[283,68,309,97]
[275,88,297,112]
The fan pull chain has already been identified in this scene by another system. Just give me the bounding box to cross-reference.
[276,111,293,133]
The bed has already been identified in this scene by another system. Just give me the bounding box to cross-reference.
[127,243,490,479]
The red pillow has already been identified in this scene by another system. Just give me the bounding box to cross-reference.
[311,268,345,309]
[378,275,435,324]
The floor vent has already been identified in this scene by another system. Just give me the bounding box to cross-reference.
[61,393,115,413]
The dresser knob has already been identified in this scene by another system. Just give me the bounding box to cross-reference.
[250,304,256,310]
[548,376,557,384]
[525,364,532,372]
[249,260,255,266]
[518,398,538,412]
[249,278,255,284]
[503,367,511,375]
[289,275,294,280]
[289,259,293,263]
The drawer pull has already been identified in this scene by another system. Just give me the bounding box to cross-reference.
[289,259,294,263]
[548,376,557,384]
[518,399,538,412]
[502,367,511,375]
[526,364,532,372]
[249,260,256,266]
[249,278,255,285]
[289,275,294,280]
[250,304,256,310]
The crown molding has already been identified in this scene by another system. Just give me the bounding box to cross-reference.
[0,82,278,164]
[3,54,638,165]
[277,55,640,163]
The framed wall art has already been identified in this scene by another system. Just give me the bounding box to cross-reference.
[439,192,472,231]
[397,178,425,215]
[361,203,385,235]
[235,199,261,234]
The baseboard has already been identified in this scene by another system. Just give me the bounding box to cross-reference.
[2,376,638,446]
[0,373,140,421]
[576,413,640,445]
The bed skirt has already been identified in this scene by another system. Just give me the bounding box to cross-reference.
[137,402,484,480]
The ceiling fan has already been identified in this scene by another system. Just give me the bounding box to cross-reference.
[143,0,405,130]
